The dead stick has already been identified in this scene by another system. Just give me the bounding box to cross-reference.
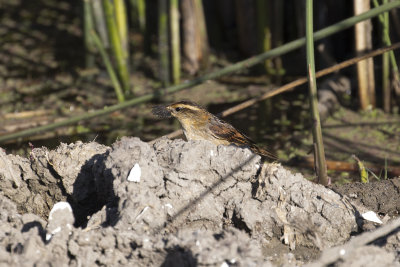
[299,157,400,177]
[306,217,400,267]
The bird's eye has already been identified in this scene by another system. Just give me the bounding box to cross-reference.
[175,107,182,112]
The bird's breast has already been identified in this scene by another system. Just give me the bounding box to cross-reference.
[182,124,230,146]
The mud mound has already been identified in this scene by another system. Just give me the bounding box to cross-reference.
[330,179,400,216]
[0,137,399,266]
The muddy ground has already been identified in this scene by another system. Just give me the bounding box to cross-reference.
[0,137,399,266]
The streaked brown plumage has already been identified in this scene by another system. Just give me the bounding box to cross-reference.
[153,101,277,160]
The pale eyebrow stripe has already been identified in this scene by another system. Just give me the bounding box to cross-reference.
[173,104,202,111]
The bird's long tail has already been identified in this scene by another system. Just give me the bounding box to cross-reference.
[250,144,278,161]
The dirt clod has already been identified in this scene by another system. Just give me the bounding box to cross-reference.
[0,137,399,266]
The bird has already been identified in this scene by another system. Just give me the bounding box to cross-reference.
[152,100,277,160]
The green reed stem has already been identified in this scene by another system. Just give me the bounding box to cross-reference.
[306,0,328,185]
[170,0,180,85]
[158,0,170,86]
[84,0,96,68]
[373,0,400,101]
[103,0,130,92]
[91,30,125,102]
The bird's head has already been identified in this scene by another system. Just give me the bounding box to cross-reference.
[153,101,209,127]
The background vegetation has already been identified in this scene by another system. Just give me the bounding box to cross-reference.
[1,0,400,183]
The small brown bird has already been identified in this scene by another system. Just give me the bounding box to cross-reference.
[152,101,277,160]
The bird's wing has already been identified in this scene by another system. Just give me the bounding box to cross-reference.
[208,117,250,144]
[209,117,277,160]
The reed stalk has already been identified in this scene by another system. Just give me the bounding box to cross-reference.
[92,0,109,47]
[115,0,129,60]
[194,0,209,68]
[84,0,96,68]
[256,0,272,74]
[272,0,285,79]
[137,0,146,33]
[354,0,376,109]
[158,0,170,86]
[91,30,125,103]
[373,0,400,101]
[382,0,390,112]
[306,0,328,185]
[129,0,146,33]
[170,0,181,85]
[103,0,131,92]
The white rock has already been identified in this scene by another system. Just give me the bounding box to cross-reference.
[164,203,173,209]
[49,202,72,221]
[362,211,383,224]
[127,163,141,182]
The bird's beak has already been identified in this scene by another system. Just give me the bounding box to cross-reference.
[152,105,172,118]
